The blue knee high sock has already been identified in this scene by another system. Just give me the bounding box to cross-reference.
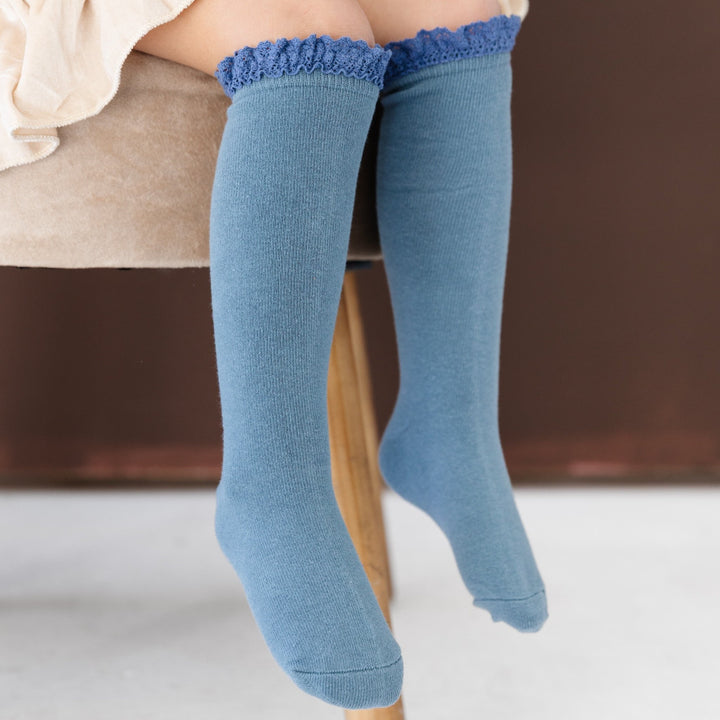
[376,15,548,632]
[209,36,403,708]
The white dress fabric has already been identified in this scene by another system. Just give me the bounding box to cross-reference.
[0,0,197,173]
[0,0,529,174]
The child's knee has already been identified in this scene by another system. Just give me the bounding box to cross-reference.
[358,0,506,47]
[291,0,376,47]
[135,0,376,78]
[214,0,375,60]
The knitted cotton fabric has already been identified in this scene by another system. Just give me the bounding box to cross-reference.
[215,34,392,97]
[383,14,522,85]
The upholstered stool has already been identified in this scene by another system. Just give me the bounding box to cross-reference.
[0,50,404,720]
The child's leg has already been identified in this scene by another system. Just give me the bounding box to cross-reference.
[137,2,402,709]
[372,7,549,632]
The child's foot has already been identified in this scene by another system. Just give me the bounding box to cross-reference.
[215,470,404,706]
[379,404,548,632]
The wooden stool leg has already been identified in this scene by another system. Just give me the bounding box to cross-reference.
[339,269,394,601]
[328,270,405,720]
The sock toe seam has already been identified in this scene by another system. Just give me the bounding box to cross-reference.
[290,654,403,676]
[474,588,546,603]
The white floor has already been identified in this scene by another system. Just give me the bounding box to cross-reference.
[1,485,719,720]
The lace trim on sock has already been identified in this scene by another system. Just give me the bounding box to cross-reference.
[383,14,522,84]
[215,35,392,98]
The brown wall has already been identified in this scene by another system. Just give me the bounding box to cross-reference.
[1,0,719,482]
[499,0,720,475]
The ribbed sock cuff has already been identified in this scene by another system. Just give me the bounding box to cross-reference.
[382,14,522,85]
[215,35,393,98]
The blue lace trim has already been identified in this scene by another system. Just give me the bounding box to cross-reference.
[215,35,392,98]
[383,14,522,84]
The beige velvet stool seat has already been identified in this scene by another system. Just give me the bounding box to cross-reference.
[0,50,404,719]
